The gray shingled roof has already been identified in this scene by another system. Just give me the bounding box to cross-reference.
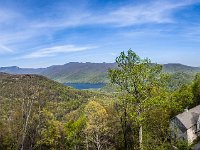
[176,105,200,129]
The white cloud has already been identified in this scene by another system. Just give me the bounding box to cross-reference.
[0,0,199,56]
[30,0,200,28]
[31,13,91,28]
[22,45,97,58]
[89,0,200,26]
[0,44,13,53]
[0,0,198,45]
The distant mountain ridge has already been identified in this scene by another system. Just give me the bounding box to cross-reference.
[42,62,116,83]
[1,62,200,83]
[0,66,45,74]
[162,63,200,73]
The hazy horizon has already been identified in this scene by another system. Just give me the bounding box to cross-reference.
[1,0,200,67]
[1,62,200,69]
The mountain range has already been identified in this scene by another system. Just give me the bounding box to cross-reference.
[1,62,200,83]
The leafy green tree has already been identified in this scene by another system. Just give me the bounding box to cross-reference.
[176,140,191,150]
[64,113,86,150]
[36,109,64,150]
[109,49,168,150]
[84,100,111,150]
[192,73,200,106]
[167,72,193,91]
[172,84,193,112]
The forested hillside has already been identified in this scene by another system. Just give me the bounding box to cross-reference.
[162,63,200,73]
[1,63,200,84]
[1,51,200,149]
[0,72,99,149]
[41,62,116,83]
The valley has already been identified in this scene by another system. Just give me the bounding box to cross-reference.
[1,62,199,84]
[1,51,200,149]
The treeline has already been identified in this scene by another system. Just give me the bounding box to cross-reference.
[0,50,200,150]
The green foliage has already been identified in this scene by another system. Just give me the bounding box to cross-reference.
[109,50,173,149]
[167,72,194,90]
[108,49,186,150]
[64,113,86,149]
[0,73,95,149]
[37,110,64,149]
[41,62,116,83]
[172,84,194,112]
[192,73,200,105]
[162,63,200,74]
[176,140,191,150]
[0,50,199,150]
[84,100,110,149]
[2,62,199,84]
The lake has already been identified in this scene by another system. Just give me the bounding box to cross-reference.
[64,83,106,90]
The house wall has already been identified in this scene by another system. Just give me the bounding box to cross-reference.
[187,126,197,144]
[170,117,199,143]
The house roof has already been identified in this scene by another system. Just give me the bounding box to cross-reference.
[176,105,200,129]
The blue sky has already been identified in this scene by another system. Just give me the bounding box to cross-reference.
[1,0,200,68]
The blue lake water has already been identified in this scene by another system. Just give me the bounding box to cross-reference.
[64,83,106,90]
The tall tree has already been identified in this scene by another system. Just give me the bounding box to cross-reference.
[109,49,165,150]
[84,100,110,150]
[192,73,200,106]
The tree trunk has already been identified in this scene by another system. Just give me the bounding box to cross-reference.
[96,134,101,150]
[21,99,33,150]
[122,108,128,150]
[86,135,89,150]
[124,131,128,150]
[139,125,142,150]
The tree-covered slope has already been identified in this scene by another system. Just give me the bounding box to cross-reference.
[0,72,99,149]
[163,63,200,73]
[41,62,116,83]
[0,72,96,118]
[0,54,199,149]
[1,63,200,83]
